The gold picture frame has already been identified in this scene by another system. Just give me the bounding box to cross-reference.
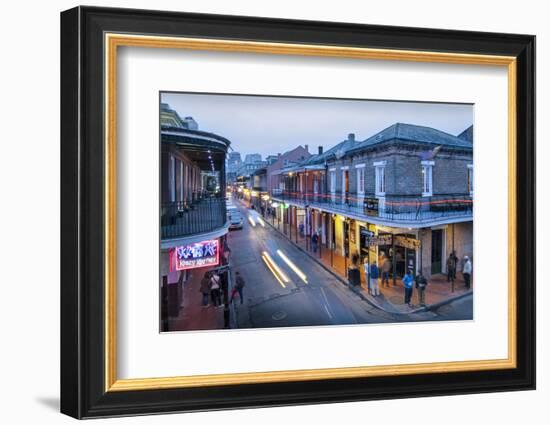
[61,6,534,419]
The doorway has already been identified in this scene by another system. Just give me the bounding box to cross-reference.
[431,229,443,274]
[342,169,349,204]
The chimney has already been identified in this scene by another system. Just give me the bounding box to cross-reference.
[348,133,355,142]
[304,144,309,153]
[318,146,323,155]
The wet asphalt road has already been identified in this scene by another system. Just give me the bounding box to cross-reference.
[228,199,407,329]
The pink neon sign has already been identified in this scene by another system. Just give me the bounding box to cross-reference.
[170,239,220,271]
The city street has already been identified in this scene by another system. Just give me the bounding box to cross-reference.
[158,95,475,332]
[227,198,471,328]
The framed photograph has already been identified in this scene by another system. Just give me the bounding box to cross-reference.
[60,6,535,419]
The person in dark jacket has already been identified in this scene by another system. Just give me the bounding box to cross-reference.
[199,272,212,307]
[348,254,361,293]
[446,253,457,283]
[415,271,428,306]
[230,271,246,304]
[311,232,319,253]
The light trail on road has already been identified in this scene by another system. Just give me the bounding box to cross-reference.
[261,255,285,287]
[247,215,256,227]
[276,249,308,284]
[262,251,290,287]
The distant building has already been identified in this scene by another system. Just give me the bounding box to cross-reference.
[228,152,242,167]
[252,167,268,192]
[236,160,267,181]
[161,103,199,130]
[226,151,243,183]
[265,154,279,165]
[244,153,262,164]
[265,145,311,194]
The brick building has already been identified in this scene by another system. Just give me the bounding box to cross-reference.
[270,123,473,281]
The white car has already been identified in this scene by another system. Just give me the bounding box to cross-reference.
[228,211,243,230]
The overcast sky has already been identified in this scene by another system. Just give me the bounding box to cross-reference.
[161,92,473,159]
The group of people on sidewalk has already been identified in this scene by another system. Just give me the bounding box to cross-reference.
[199,270,246,308]
[199,271,223,308]
[347,252,473,308]
[362,261,428,306]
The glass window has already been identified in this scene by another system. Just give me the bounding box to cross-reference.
[357,167,365,194]
[169,155,176,202]
[374,162,386,196]
[329,170,336,193]
[422,160,434,197]
[467,164,474,196]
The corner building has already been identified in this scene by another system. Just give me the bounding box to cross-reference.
[271,123,473,283]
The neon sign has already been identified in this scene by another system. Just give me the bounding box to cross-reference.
[170,239,220,271]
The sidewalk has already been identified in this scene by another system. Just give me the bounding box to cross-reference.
[167,267,225,331]
[267,218,471,314]
[377,273,471,313]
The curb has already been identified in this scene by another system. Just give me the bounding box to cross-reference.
[262,214,472,316]
[410,289,473,313]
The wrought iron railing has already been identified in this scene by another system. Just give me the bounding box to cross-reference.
[161,197,227,239]
[271,190,472,222]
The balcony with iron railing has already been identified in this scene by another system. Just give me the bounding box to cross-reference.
[161,196,228,240]
[271,190,473,224]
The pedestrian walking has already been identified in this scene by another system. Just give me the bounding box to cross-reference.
[311,232,319,253]
[381,255,392,287]
[199,272,212,307]
[402,270,414,306]
[210,272,222,307]
[415,271,428,306]
[230,271,246,304]
[299,222,304,236]
[463,256,472,289]
[363,258,371,293]
[369,262,380,296]
[348,254,361,293]
[446,253,457,282]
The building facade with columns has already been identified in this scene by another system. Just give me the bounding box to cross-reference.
[270,123,473,281]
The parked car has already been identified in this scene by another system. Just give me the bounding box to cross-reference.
[228,211,243,230]
[227,205,238,217]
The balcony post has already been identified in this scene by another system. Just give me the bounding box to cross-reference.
[392,234,397,286]
[294,206,298,244]
[452,223,455,292]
